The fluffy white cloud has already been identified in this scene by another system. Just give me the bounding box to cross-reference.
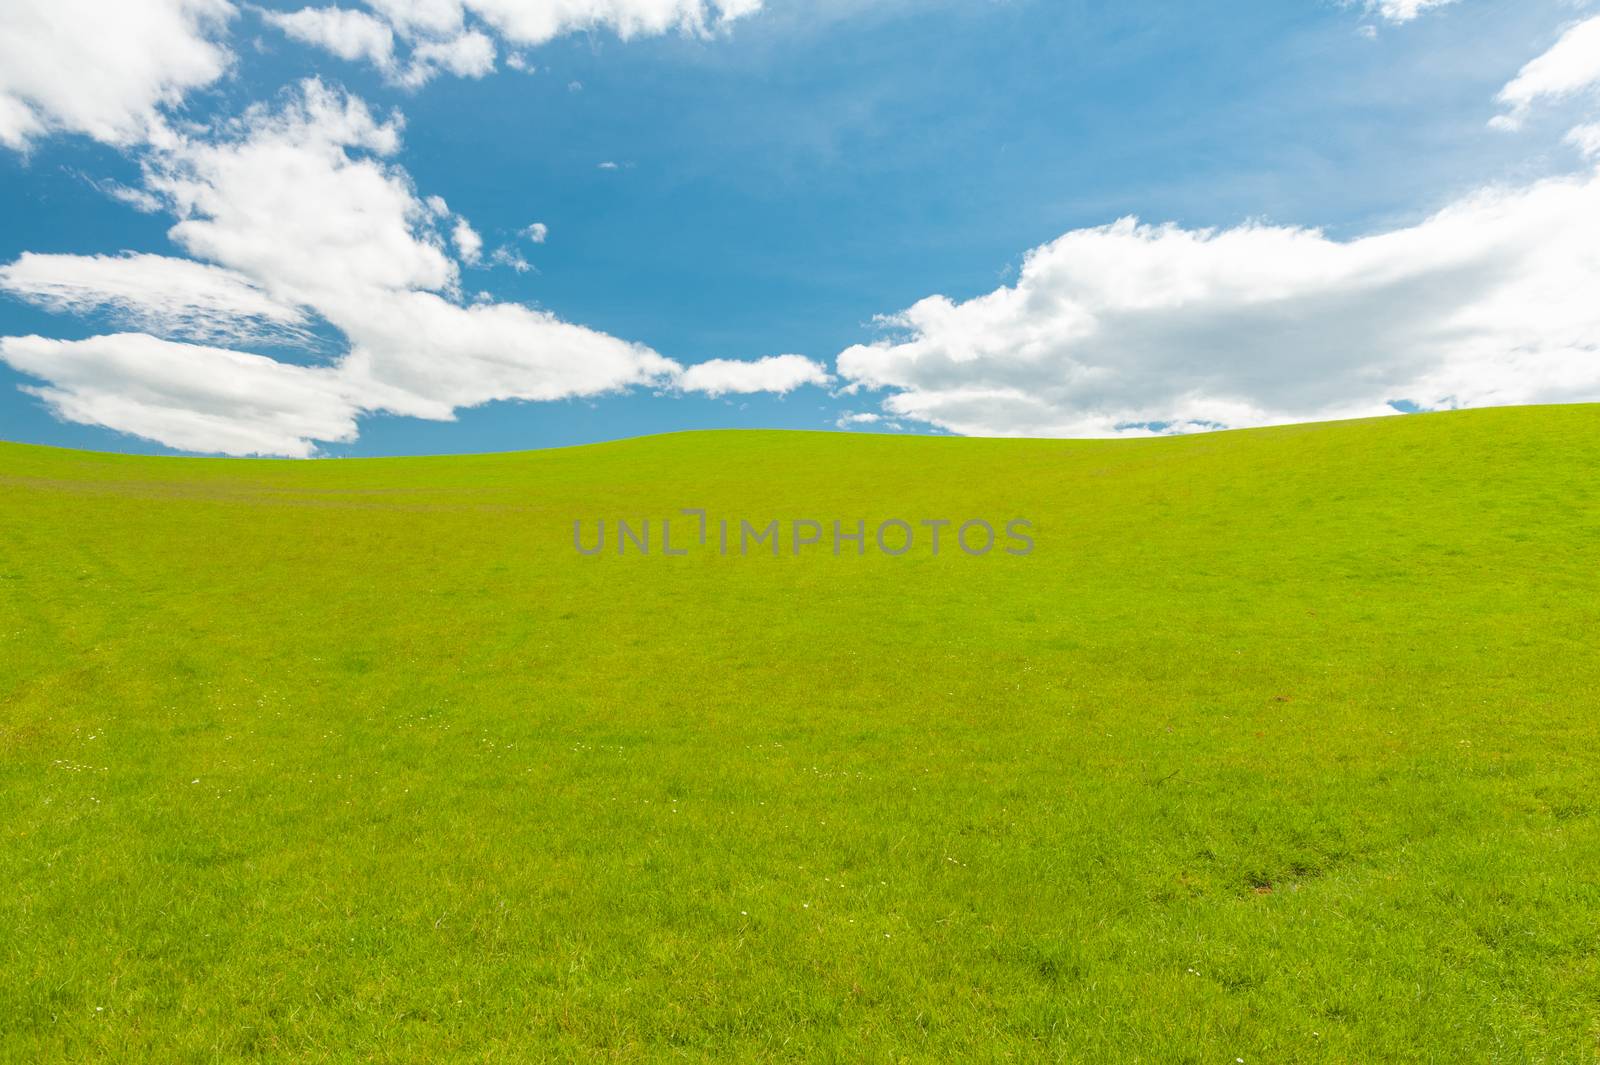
[402,29,496,84]
[836,174,1600,438]
[1492,16,1600,130]
[0,332,355,457]
[263,0,761,83]
[0,81,698,454]
[140,83,445,305]
[524,221,549,243]
[1365,0,1456,24]
[262,6,396,67]
[678,354,832,396]
[0,252,309,343]
[0,0,234,149]
[451,217,484,264]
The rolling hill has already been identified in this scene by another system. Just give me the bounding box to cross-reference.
[2,406,1598,1061]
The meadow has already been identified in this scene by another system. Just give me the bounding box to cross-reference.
[1,405,1597,1061]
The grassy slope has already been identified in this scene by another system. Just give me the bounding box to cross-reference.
[1,406,1598,1062]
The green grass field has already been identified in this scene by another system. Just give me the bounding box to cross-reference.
[2,405,1598,1062]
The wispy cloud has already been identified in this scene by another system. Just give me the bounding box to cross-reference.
[0,252,312,344]
[1365,0,1457,25]
[1491,16,1600,130]
[835,411,880,429]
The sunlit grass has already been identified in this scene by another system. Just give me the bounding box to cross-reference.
[2,406,1598,1061]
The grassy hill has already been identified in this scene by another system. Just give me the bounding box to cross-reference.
[2,406,1597,1061]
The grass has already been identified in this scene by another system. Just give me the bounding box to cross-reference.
[2,405,1598,1062]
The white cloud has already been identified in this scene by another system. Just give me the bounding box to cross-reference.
[264,0,760,84]
[94,180,167,214]
[0,252,309,343]
[460,0,761,44]
[1492,16,1600,130]
[597,160,620,170]
[489,247,532,272]
[335,293,678,418]
[836,174,1600,438]
[451,217,484,264]
[1,80,695,455]
[140,82,439,307]
[0,0,234,149]
[835,411,880,429]
[1569,122,1600,159]
[399,29,496,86]
[0,332,355,457]
[365,0,465,36]
[678,354,831,397]
[1366,0,1456,24]
[261,6,395,67]
[524,221,549,243]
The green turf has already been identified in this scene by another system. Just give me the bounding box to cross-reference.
[2,406,1598,1062]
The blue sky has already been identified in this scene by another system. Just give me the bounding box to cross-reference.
[3,0,1600,455]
